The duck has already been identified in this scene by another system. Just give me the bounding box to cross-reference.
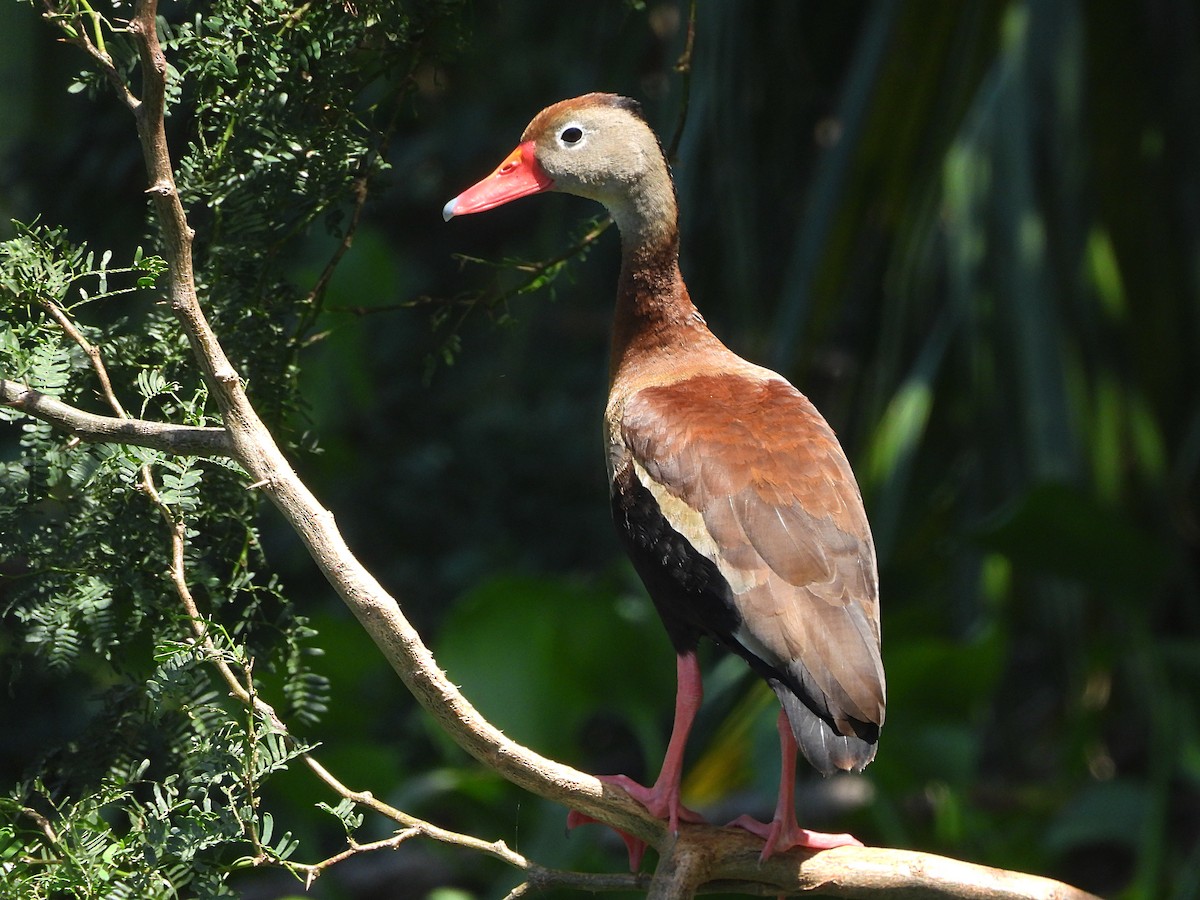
[443,93,884,865]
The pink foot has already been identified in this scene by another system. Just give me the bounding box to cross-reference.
[567,808,648,871]
[569,654,708,871]
[567,773,706,871]
[730,710,866,861]
[728,814,863,862]
[598,773,706,831]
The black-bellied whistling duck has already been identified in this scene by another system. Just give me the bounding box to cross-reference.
[443,94,885,864]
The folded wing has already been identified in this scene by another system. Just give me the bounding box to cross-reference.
[621,372,885,772]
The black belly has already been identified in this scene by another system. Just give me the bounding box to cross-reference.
[610,462,742,655]
[610,462,880,773]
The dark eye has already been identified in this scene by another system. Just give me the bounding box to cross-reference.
[560,126,584,144]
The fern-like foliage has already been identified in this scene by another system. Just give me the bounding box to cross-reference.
[0,2,465,896]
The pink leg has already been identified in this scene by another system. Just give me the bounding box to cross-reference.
[568,652,707,869]
[728,710,863,861]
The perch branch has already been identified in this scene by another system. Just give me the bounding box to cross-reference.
[638,827,1098,899]
[39,2,1103,897]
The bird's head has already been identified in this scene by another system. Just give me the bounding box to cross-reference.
[443,94,675,247]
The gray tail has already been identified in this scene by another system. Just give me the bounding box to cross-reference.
[771,682,879,776]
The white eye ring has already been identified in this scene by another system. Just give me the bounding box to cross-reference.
[557,123,586,148]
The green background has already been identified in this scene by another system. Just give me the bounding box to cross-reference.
[2,2,1198,898]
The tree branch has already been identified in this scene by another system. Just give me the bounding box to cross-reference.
[40,3,1103,898]
[116,0,660,846]
[41,0,140,111]
[636,828,1100,900]
[35,293,129,417]
[1,378,232,456]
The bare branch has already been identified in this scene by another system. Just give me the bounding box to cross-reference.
[299,756,652,894]
[36,295,129,417]
[1,379,232,456]
[19,806,59,846]
[292,830,421,888]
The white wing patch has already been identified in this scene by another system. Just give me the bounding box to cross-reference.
[632,458,765,595]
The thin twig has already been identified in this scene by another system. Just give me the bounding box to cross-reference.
[299,174,369,312]
[35,297,128,416]
[450,215,612,320]
[297,78,412,324]
[665,0,698,161]
[19,807,60,845]
[291,830,421,888]
[40,0,139,110]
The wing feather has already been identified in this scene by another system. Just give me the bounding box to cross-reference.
[620,372,885,769]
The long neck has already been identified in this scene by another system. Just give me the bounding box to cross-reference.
[601,152,724,382]
[608,158,679,252]
[608,225,715,382]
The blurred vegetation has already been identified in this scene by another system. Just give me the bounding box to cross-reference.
[1,1,1197,898]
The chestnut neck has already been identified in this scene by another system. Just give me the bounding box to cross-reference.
[609,228,715,384]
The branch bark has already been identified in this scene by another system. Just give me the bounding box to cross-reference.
[1,378,232,456]
[27,3,1104,898]
[641,828,1099,899]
